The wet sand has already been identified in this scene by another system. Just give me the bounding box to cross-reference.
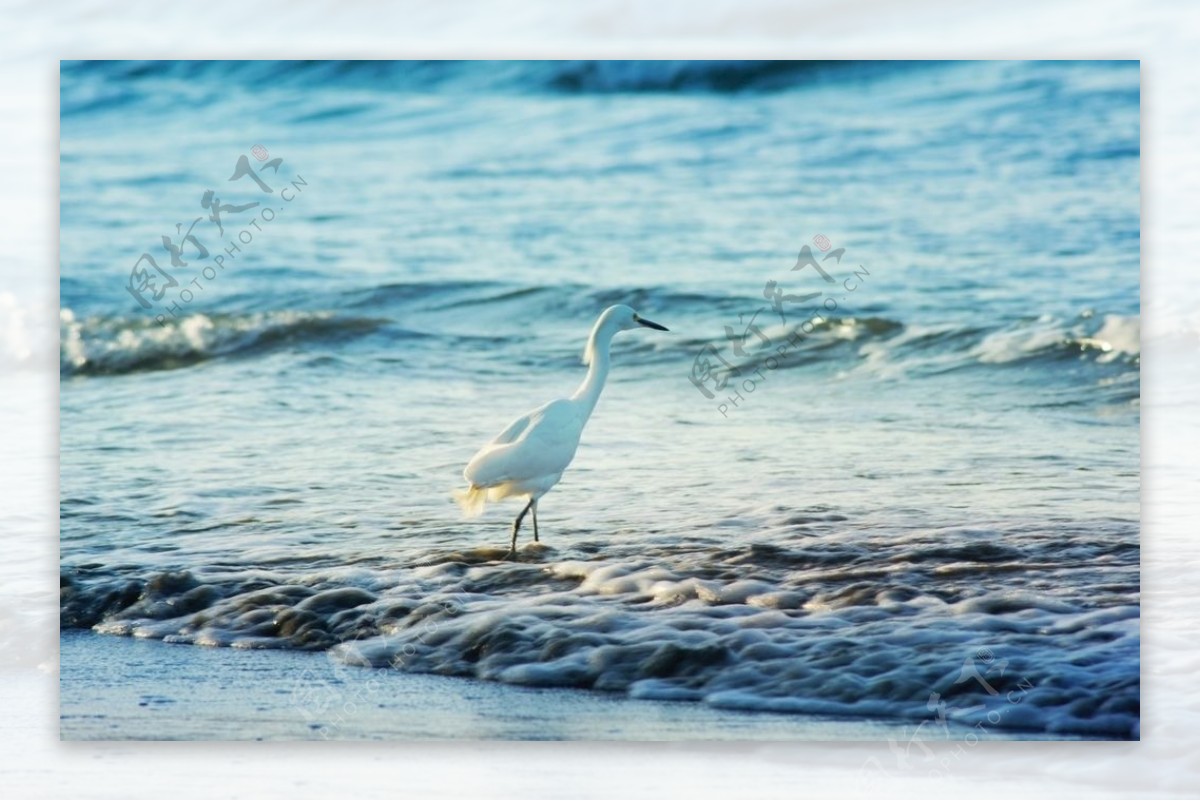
[59,631,1040,742]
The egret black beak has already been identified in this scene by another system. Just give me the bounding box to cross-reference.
[635,316,669,332]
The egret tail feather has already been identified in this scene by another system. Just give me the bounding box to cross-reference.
[454,484,488,518]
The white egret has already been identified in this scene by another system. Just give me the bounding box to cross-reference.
[455,304,669,559]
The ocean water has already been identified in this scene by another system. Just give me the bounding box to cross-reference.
[59,60,1140,739]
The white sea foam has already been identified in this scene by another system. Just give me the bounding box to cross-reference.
[59,308,382,376]
[972,314,1140,365]
[64,515,1141,741]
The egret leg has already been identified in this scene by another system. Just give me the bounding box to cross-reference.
[532,500,539,543]
[508,498,535,560]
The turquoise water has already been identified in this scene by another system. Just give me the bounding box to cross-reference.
[59,60,1139,739]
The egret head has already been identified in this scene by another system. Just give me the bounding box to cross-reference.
[584,305,669,365]
[606,304,669,333]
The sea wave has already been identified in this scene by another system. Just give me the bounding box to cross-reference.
[60,61,905,114]
[59,285,1142,397]
[341,280,1140,368]
[59,308,387,377]
[972,313,1140,366]
[541,60,895,93]
[854,313,1140,380]
[61,517,1139,740]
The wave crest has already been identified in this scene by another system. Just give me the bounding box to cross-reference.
[60,308,384,377]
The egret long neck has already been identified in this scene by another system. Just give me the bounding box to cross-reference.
[571,324,614,416]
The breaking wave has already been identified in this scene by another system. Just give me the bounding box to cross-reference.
[61,515,1140,739]
[59,309,387,376]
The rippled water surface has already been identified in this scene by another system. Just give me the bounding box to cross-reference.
[59,60,1140,739]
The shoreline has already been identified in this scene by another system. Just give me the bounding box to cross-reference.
[60,631,1060,742]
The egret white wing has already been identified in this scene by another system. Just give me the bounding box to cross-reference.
[464,399,583,487]
[487,413,531,446]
